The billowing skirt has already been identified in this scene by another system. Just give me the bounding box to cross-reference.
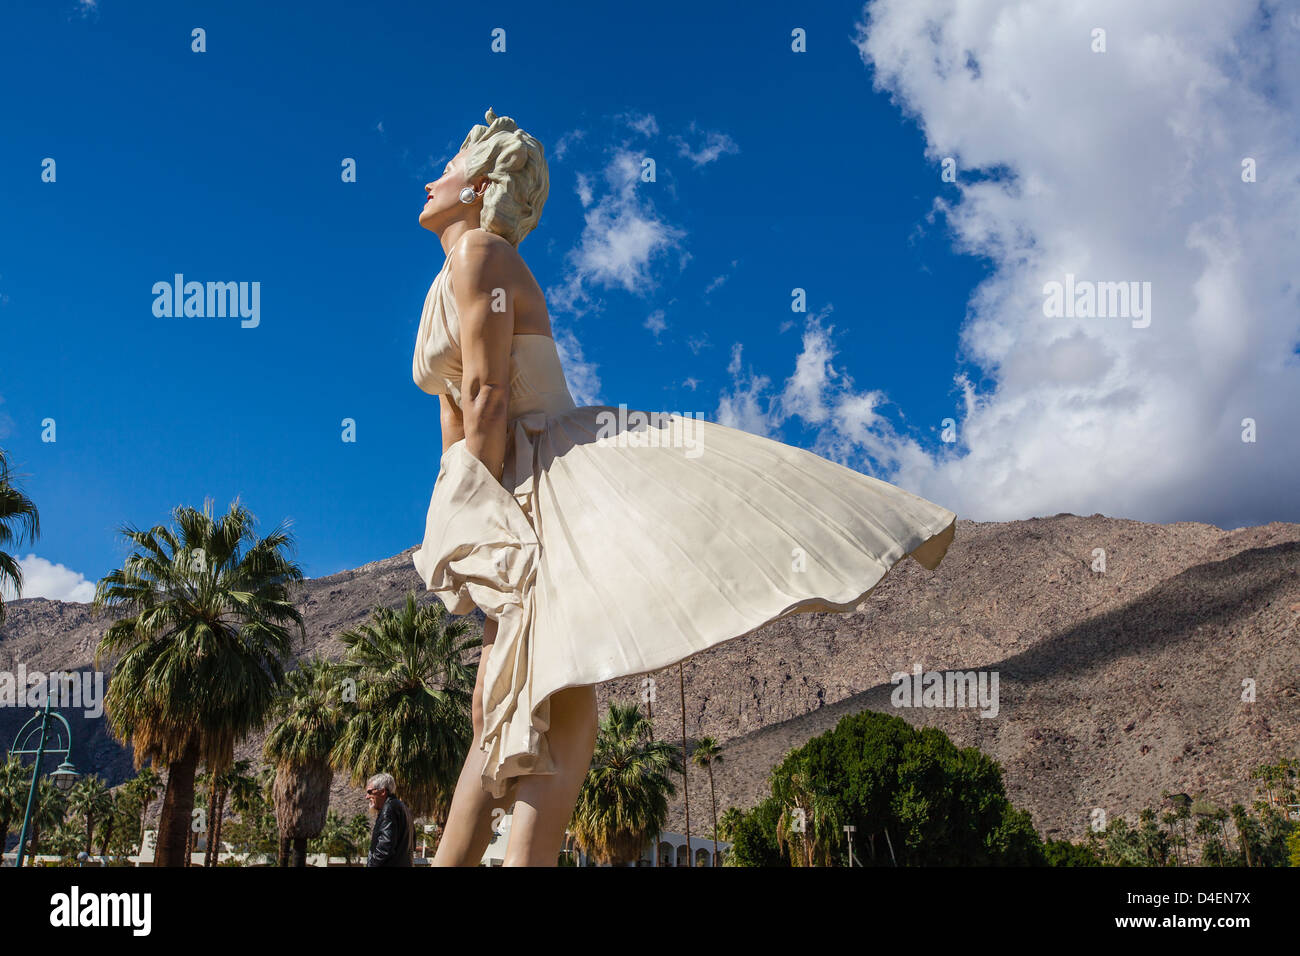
[413,406,957,798]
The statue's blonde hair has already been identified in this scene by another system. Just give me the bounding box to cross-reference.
[459,107,548,246]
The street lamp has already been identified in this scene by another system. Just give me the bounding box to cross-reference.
[53,760,80,792]
[9,690,78,868]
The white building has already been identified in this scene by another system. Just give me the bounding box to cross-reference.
[478,812,730,867]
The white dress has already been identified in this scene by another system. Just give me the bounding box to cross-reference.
[411,241,958,798]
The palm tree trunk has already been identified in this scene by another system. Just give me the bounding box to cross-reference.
[707,766,719,866]
[100,817,114,857]
[211,784,227,866]
[679,662,691,867]
[292,836,308,867]
[204,775,219,866]
[643,681,659,865]
[278,836,291,867]
[157,736,200,867]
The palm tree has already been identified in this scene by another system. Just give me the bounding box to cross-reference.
[717,806,743,843]
[347,812,371,859]
[570,701,681,865]
[331,592,478,827]
[188,771,213,866]
[204,758,254,866]
[121,766,161,854]
[678,662,691,866]
[226,762,263,827]
[692,736,724,866]
[48,818,85,864]
[265,657,347,866]
[98,789,134,858]
[774,768,839,866]
[223,765,277,862]
[313,810,363,865]
[0,448,40,626]
[66,775,115,857]
[0,754,28,854]
[25,776,68,860]
[92,497,306,866]
[1229,803,1256,866]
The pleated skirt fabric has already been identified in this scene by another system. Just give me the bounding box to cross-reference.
[413,405,957,798]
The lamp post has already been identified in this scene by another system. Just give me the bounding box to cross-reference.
[10,689,79,867]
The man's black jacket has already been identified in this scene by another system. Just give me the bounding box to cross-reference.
[367,795,414,867]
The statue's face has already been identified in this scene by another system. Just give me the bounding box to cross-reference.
[420,151,481,232]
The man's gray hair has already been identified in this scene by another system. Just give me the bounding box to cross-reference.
[366,772,397,795]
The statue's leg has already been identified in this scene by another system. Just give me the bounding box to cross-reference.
[431,616,518,866]
[502,684,598,866]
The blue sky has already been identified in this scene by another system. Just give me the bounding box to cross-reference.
[2,0,1297,600]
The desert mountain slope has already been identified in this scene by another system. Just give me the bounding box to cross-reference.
[2,514,1296,841]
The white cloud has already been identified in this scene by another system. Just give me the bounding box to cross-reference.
[618,112,660,138]
[717,343,779,439]
[703,270,732,295]
[548,146,688,317]
[686,334,712,355]
[669,121,741,167]
[550,128,587,162]
[716,316,924,472]
[552,327,602,406]
[826,0,1300,527]
[0,554,96,604]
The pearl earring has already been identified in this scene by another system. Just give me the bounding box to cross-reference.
[459,187,477,203]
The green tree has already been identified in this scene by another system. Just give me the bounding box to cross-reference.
[728,711,1044,866]
[692,736,724,866]
[0,447,40,627]
[265,657,347,866]
[1043,837,1102,865]
[120,766,161,855]
[93,497,306,866]
[716,806,743,842]
[100,789,139,858]
[311,810,364,865]
[203,759,254,866]
[220,766,278,864]
[47,818,85,863]
[774,766,840,866]
[724,796,786,867]
[1229,803,1258,866]
[66,775,115,857]
[0,754,28,854]
[331,592,478,826]
[24,776,68,860]
[570,701,680,865]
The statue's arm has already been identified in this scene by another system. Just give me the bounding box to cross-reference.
[453,232,513,484]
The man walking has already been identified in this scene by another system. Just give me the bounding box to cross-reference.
[365,773,414,867]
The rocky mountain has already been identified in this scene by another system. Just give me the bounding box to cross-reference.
[2,513,1297,843]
